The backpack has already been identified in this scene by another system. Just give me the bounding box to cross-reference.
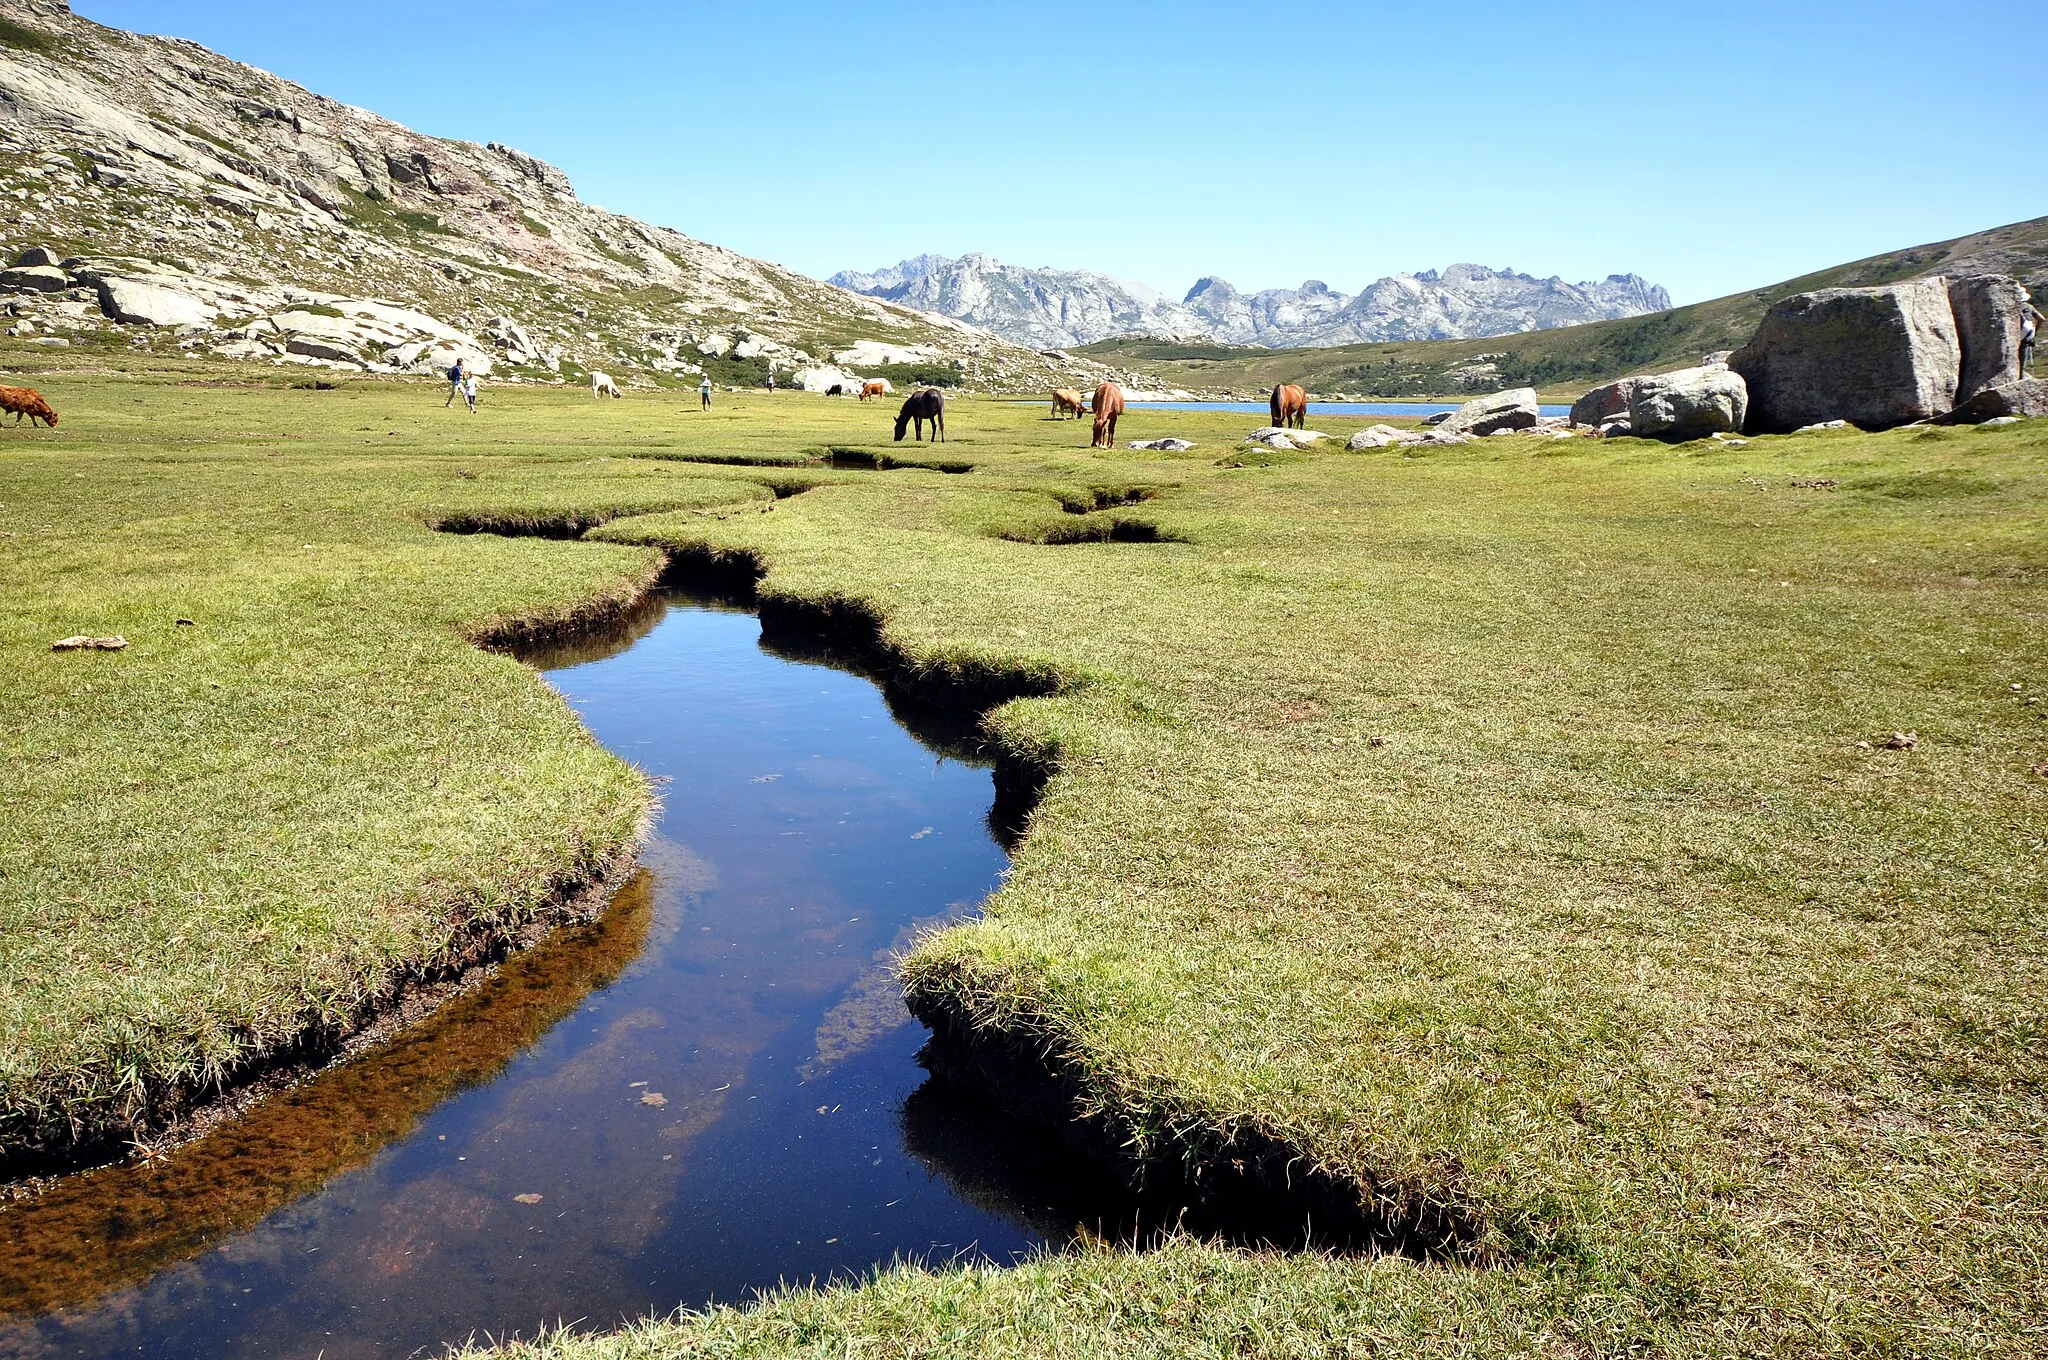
[447,363,463,382]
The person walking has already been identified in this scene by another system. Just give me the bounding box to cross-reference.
[764,367,775,394]
[2022,288,2042,380]
[461,368,480,414]
[699,373,712,411]
[443,357,467,408]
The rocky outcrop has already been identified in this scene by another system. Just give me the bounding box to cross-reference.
[1439,387,1540,436]
[1731,279,1961,433]
[1621,365,1748,440]
[1570,376,1648,428]
[1947,275,2028,401]
[831,254,1672,350]
[1938,378,2047,423]
[1347,424,1425,449]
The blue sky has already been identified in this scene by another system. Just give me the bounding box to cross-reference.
[77,1,2046,306]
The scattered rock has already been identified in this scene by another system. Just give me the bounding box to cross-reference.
[1246,426,1328,444]
[1789,477,1837,489]
[1347,424,1422,450]
[1982,415,2021,427]
[1,265,71,293]
[639,1091,668,1107]
[1792,419,1850,434]
[1129,438,1195,451]
[13,246,60,268]
[1730,278,1960,433]
[1421,410,1454,426]
[1571,376,1646,428]
[1438,387,1539,436]
[1626,364,1749,440]
[1938,378,2047,424]
[513,1193,543,1204]
[1700,350,1733,366]
[1882,731,1919,751]
[1946,275,2028,401]
[1596,420,1633,439]
[52,635,128,651]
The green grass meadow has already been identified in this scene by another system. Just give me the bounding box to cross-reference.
[3,370,2045,1354]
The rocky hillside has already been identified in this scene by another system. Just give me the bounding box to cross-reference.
[830,252,1670,349]
[0,1,1129,394]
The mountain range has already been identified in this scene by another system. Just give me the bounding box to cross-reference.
[828,253,1672,350]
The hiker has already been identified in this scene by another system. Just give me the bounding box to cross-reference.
[462,368,479,414]
[699,374,712,411]
[443,357,467,408]
[765,368,775,394]
[2023,288,2042,379]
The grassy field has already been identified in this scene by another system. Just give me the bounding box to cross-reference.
[3,365,2045,1354]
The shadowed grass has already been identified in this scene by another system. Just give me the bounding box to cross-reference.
[4,372,2046,1353]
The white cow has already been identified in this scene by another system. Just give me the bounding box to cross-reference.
[591,371,623,399]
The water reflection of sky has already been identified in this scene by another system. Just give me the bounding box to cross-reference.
[3,600,1042,1359]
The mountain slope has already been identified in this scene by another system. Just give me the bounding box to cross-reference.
[1077,215,2048,399]
[0,0,1117,393]
[830,252,1671,349]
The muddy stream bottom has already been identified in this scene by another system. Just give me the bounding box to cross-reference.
[0,595,1145,1359]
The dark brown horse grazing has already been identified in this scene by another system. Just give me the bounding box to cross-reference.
[1051,387,1086,419]
[1090,382,1124,449]
[894,388,946,442]
[1270,383,1307,429]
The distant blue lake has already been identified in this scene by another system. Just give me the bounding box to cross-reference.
[1128,401,1573,418]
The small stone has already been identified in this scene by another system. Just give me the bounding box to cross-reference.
[52,635,127,651]
[640,1091,668,1107]
[513,1193,543,1204]
[1882,732,1918,751]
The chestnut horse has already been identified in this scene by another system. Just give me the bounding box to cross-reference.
[1090,382,1124,449]
[860,380,887,401]
[894,388,946,442]
[1051,387,1086,419]
[0,384,58,427]
[1270,383,1307,429]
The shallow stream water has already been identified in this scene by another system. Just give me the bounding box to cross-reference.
[0,593,1139,1358]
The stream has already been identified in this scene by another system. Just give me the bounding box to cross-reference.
[0,591,1141,1358]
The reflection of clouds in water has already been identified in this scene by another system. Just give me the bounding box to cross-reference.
[800,905,977,1081]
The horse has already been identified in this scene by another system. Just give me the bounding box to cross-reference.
[0,384,58,427]
[860,380,888,401]
[590,371,622,399]
[1051,388,1086,419]
[1090,382,1124,449]
[894,388,946,442]
[1270,383,1307,429]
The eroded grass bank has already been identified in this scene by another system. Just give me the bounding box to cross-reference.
[3,374,2046,1353]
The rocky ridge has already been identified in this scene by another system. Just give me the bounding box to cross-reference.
[0,1,1140,393]
[830,252,1671,350]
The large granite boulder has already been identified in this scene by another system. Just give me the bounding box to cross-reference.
[1730,278,1960,432]
[1571,376,1646,427]
[1626,364,1749,440]
[1440,386,1539,436]
[1938,378,2047,424]
[13,246,59,268]
[1947,275,2027,402]
[0,264,70,293]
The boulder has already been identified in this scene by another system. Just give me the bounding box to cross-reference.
[13,246,59,268]
[1730,278,1960,432]
[1,264,69,293]
[1439,387,1539,436]
[1625,364,1749,440]
[1938,378,2047,424]
[87,274,219,328]
[789,365,862,393]
[1947,275,2027,401]
[1421,410,1454,426]
[1129,438,1196,452]
[286,336,363,364]
[1571,376,1647,427]
[1246,426,1328,445]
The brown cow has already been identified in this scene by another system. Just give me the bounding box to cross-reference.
[0,384,58,427]
[1270,383,1307,429]
[1051,387,1086,419]
[859,380,887,401]
[1090,382,1124,449]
